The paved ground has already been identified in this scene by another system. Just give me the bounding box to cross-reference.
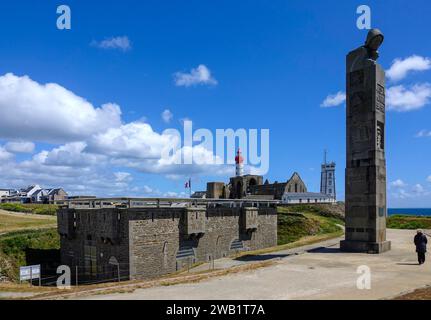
[80,229,431,300]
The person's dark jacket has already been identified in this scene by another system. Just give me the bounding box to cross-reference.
[414,233,428,253]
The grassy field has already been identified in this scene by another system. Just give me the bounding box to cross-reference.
[0,210,59,281]
[387,215,431,230]
[277,205,344,245]
[0,203,59,216]
[0,210,57,234]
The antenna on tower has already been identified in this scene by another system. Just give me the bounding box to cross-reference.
[323,149,327,165]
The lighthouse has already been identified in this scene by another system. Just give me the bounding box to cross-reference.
[235,148,244,177]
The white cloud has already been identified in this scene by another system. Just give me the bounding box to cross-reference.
[0,73,122,143]
[114,172,132,183]
[427,176,431,183]
[174,65,218,87]
[413,184,425,194]
[0,72,234,197]
[391,179,407,188]
[87,122,177,160]
[142,185,153,194]
[391,188,412,199]
[320,91,346,108]
[0,146,13,162]
[42,142,103,167]
[91,36,131,52]
[387,83,431,112]
[4,141,35,153]
[386,55,431,82]
[163,191,187,198]
[392,183,430,199]
[161,109,173,123]
[416,130,431,138]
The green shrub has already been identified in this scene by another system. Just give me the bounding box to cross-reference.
[277,207,343,245]
[387,215,431,230]
[0,203,58,216]
[0,229,60,280]
[0,203,32,213]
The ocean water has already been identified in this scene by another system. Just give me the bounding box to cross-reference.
[388,208,431,216]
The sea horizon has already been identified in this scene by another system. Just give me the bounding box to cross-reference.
[388,208,431,216]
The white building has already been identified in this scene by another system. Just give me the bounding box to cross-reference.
[0,189,10,198]
[19,185,42,203]
[282,192,336,204]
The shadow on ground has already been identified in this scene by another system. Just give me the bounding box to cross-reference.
[234,254,290,262]
[307,247,340,254]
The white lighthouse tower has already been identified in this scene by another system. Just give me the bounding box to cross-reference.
[235,148,244,177]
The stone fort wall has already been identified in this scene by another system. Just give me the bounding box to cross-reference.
[57,205,277,282]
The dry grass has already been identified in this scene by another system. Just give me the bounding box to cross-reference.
[0,282,57,293]
[31,260,277,300]
[0,210,57,234]
[393,286,431,300]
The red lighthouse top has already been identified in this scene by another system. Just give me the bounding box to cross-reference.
[235,148,244,164]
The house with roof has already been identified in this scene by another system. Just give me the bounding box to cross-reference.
[46,188,68,203]
[19,185,42,203]
[0,189,11,198]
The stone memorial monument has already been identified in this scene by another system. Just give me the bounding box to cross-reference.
[340,29,391,253]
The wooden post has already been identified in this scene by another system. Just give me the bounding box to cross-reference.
[117,264,120,282]
[76,265,79,287]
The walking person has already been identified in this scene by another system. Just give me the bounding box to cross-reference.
[414,229,427,265]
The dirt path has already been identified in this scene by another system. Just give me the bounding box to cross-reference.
[73,229,431,300]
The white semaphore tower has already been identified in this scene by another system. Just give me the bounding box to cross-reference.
[320,150,336,200]
[235,148,244,177]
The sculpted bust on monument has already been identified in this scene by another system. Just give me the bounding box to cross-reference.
[348,28,384,70]
[341,29,391,254]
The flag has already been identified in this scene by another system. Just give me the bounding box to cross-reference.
[185,178,191,189]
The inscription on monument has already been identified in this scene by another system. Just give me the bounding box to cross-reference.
[376,121,384,150]
[376,84,385,113]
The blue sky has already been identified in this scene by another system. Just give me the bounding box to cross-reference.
[0,0,430,207]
